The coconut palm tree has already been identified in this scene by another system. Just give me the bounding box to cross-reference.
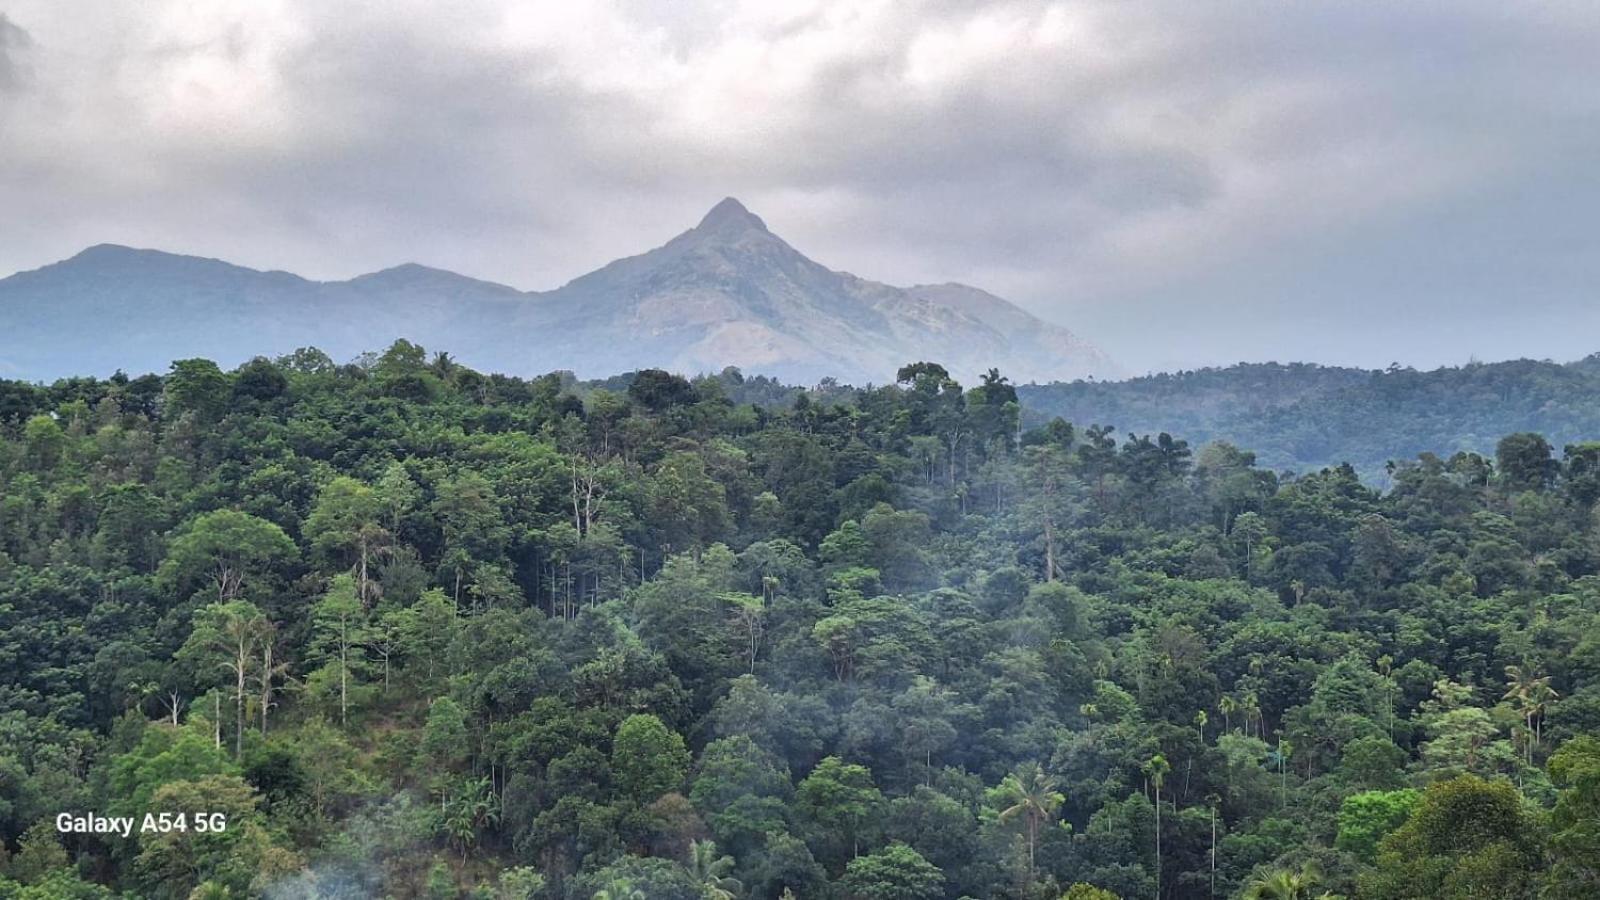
[592,882,644,900]
[688,840,743,900]
[993,761,1065,882]
[1240,861,1324,899]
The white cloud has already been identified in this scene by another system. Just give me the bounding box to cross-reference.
[1,0,1597,369]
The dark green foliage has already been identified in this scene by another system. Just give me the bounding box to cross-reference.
[1361,776,1545,899]
[0,343,1595,898]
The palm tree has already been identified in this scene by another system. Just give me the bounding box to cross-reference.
[1503,664,1559,761]
[1272,738,1294,808]
[1241,690,1263,739]
[1204,793,1222,899]
[993,761,1065,881]
[1241,861,1324,899]
[1146,753,1171,898]
[1219,695,1239,734]
[688,840,743,900]
[1377,654,1396,737]
[1529,677,1559,749]
[592,883,644,900]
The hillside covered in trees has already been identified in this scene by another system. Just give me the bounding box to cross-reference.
[1017,356,1600,479]
[1,343,1598,899]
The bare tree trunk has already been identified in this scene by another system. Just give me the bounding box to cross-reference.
[260,641,273,735]
[339,620,349,727]
[1044,515,1057,582]
[234,646,248,757]
[1155,785,1163,899]
[358,536,370,606]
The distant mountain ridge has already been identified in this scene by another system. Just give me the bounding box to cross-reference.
[1017,357,1600,477]
[0,198,1118,385]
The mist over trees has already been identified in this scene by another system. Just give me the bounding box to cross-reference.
[0,343,1597,898]
[1019,357,1600,478]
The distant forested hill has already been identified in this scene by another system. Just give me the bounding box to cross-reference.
[1019,356,1600,478]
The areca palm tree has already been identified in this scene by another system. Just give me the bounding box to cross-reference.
[993,761,1065,881]
[1219,695,1239,733]
[1241,861,1324,899]
[688,840,743,900]
[1504,664,1559,760]
[1205,793,1222,899]
[1146,754,1172,898]
[1271,738,1294,807]
[1241,690,1264,739]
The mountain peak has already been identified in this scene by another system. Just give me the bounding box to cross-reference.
[70,243,152,262]
[695,197,767,234]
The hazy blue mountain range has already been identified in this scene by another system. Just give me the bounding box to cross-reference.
[0,198,1118,385]
[1017,357,1600,477]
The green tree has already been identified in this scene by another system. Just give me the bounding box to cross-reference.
[612,714,689,804]
[164,359,231,422]
[840,842,945,900]
[1335,789,1420,862]
[178,600,273,756]
[8,821,69,884]
[308,575,370,727]
[422,697,470,772]
[494,867,546,900]
[21,415,66,472]
[304,476,390,603]
[1496,433,1557,493]
[1361,775,1544,900]
[133,775,295,899]
[690,736,792,857]
[1545,736,1600,898]
[797,755,883,865]
[161,510,295,603]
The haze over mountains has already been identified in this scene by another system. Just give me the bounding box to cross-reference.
[0,199,1117,385]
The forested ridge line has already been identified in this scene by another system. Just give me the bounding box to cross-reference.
[1017,355,1600,479]
[0,342,1597,899]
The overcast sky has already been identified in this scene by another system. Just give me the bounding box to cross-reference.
[2,1,1597,373]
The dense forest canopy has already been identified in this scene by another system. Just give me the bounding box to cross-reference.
[0,341,1597,899]
[1018,357,1600,479]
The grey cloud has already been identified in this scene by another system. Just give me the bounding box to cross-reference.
[0,0,1596,372]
